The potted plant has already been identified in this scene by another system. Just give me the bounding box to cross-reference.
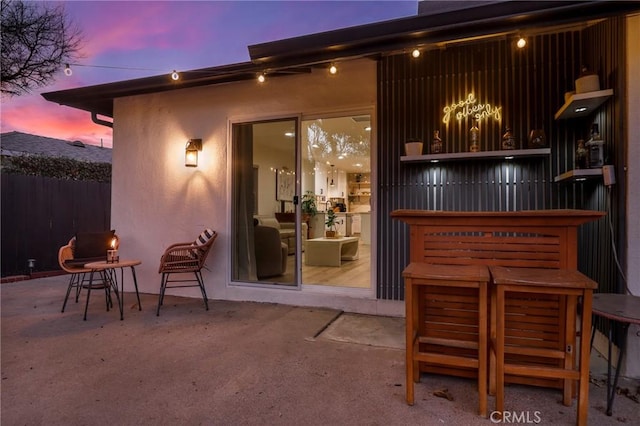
[404,137,423,156]
[301,190,317,219]
[325,209,337,238]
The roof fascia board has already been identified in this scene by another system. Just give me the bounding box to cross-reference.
[248,1,640,68]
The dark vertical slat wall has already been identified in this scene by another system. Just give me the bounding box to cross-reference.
[377,18,625,301]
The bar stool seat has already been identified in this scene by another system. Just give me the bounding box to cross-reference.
[403,262,491,417]
[489,266,597,426]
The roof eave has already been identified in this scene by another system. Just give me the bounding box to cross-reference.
[248,1,640,70]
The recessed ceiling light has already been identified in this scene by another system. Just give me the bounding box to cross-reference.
[365,126,371,131]
[284,132,295,137]
[575,107,587,113]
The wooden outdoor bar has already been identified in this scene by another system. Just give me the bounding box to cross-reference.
[392,209,605,425]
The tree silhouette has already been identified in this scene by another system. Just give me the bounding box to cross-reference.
[1,0,82,96]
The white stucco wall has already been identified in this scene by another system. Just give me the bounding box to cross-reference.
[623,14,640,378]
[110,59,401,316]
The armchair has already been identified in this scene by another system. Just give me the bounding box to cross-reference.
[157,229,217,315]
[58,231,118,317]
[254,223,287,279]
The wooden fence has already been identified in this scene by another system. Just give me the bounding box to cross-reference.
[1,174,111,277]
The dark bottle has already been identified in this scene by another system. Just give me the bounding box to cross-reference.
[431,130,443,154]
[469,119,480,152]
[586,123,604,167]
[502,127,516,150]
[575,139,588,169]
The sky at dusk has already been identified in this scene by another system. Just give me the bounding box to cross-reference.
[1,0,418,147]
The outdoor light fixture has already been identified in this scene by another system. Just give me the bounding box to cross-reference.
[64,64,72,76]
[516,37,527,49]
[171,70,180,80]
[411,48,421,58]
[185,138,202,167]
[257,73,266,83]
[329,64,337,74]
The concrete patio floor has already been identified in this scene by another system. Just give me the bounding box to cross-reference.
[2,275,638,425]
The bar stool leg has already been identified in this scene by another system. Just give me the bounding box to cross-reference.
[478,281,488,417]
[563,296,577,406]
[405,278,416,405]
[495,286,505,418]
[577,291,593,426]
[489,287,497,396]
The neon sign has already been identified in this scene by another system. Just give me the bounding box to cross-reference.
[442,93,502,124]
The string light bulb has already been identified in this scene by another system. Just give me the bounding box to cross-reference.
[171,70,180,80]
[257,73,266,83]
[64,64,72,76]
[329,64,337,74]
[516,37,527,49]
[411,48,421,58]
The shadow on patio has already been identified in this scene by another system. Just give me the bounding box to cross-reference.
[2,275,638,425]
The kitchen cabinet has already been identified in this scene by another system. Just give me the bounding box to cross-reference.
[347,173,371,212]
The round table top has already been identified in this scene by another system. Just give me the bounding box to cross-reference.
[592,293,640,324]
[85,259,142,269]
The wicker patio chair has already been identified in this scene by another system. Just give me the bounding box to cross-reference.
[58,233,118,315]
[157,229,217,316]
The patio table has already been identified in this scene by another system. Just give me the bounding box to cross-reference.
[85,259,142,321]
[590,293,640,416]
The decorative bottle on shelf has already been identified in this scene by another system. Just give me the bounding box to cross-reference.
[575,139,588,169]
[502,127,516,150]
[469,119,480,152]
[586,123,604,167]
[431,130,443,154]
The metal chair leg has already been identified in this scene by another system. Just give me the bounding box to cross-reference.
[195,271,209,310]
[156,273,168,316]
[606,322,630,416]
[62,273,78,313]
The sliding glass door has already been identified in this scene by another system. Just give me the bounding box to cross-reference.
[300,114,372,289]
[231,118,299,287]
[231,113,373,291]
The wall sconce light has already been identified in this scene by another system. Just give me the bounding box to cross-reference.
[185,138,202,167]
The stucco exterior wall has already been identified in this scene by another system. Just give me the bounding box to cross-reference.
[110,59,401,316]
[623,14,640,378]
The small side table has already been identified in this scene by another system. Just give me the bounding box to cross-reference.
[85,259,142,320]
[590,293,640,416]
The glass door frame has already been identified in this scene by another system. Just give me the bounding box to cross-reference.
[228,115,302,289]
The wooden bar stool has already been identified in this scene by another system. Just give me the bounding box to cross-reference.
[403,262,491,417]
[489,266,597,426]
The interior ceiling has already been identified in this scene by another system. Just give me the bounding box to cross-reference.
[254,115,371,173]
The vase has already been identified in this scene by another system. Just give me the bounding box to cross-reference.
[404,141,423,156]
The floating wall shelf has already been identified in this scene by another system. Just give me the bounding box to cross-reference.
[554,168,603,183]
[554,89,613,120]
[401,148,551,163]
